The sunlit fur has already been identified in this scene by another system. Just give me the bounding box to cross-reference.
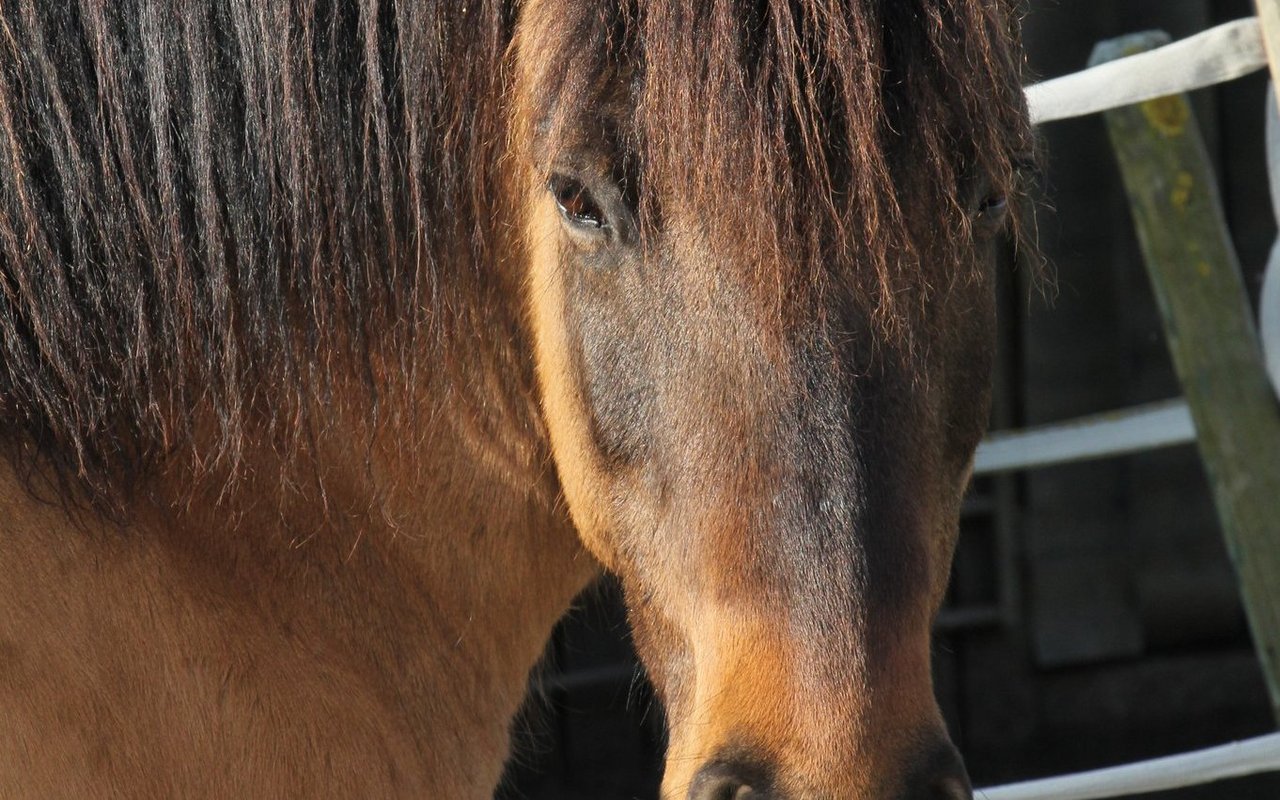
[0,1,1032,798]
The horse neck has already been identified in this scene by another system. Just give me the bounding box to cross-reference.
[181,315,598,765]
[0,288,597,795]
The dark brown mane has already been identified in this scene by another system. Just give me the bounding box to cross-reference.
[0,0,1032,505]
[0,3,1038,796]
[0,0,514,502]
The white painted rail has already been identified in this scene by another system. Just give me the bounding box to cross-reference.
[976,733,1280,800]
[1027,17,1267,124]
[973,399,1194,475]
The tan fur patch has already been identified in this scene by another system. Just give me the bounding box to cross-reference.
[521,186,622,567]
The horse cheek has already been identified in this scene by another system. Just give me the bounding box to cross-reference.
[523,194,621,569]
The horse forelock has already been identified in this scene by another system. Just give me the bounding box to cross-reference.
[526,0,1037,334]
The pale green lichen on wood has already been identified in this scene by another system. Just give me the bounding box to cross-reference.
[1170,171,1195,213]
[1140,95,1190,137]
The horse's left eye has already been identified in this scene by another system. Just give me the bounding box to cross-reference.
[974,192,1010,235]
[548,175,606,230]
[978,193,1008,217]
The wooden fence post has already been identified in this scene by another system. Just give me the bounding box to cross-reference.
[1092,31,1280,722]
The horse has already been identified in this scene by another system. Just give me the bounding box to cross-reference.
[0,0,1034,797]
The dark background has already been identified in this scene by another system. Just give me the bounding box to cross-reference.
[499,1,1280,797]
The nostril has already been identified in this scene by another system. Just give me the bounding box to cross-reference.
[909,739,973,800]
[687,762,762,800]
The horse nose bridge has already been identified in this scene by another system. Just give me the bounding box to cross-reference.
[662,589,953,785]
[664,596,940,784]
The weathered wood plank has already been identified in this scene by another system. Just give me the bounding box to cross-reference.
[1094,31,1280,721]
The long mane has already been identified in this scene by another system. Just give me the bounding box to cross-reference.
[0,0,512,499]
[0,0,1032,504]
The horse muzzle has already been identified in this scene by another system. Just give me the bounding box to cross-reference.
[684,737,973,800]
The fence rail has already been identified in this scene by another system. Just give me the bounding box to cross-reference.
[976,733,1280,800]
[973,399,1193,475]
[1026,17,1267,124]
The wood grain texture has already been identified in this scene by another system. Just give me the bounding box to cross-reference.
[1095,30,1280,722]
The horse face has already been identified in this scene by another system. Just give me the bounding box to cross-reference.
[515,3,1025,798]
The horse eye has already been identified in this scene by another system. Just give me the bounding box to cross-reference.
[548,175,606,230]
[978,193,1008,216]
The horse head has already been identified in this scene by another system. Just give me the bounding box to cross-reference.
[512,2,1033,798]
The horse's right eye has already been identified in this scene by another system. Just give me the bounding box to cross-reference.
[548,175,606,230]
